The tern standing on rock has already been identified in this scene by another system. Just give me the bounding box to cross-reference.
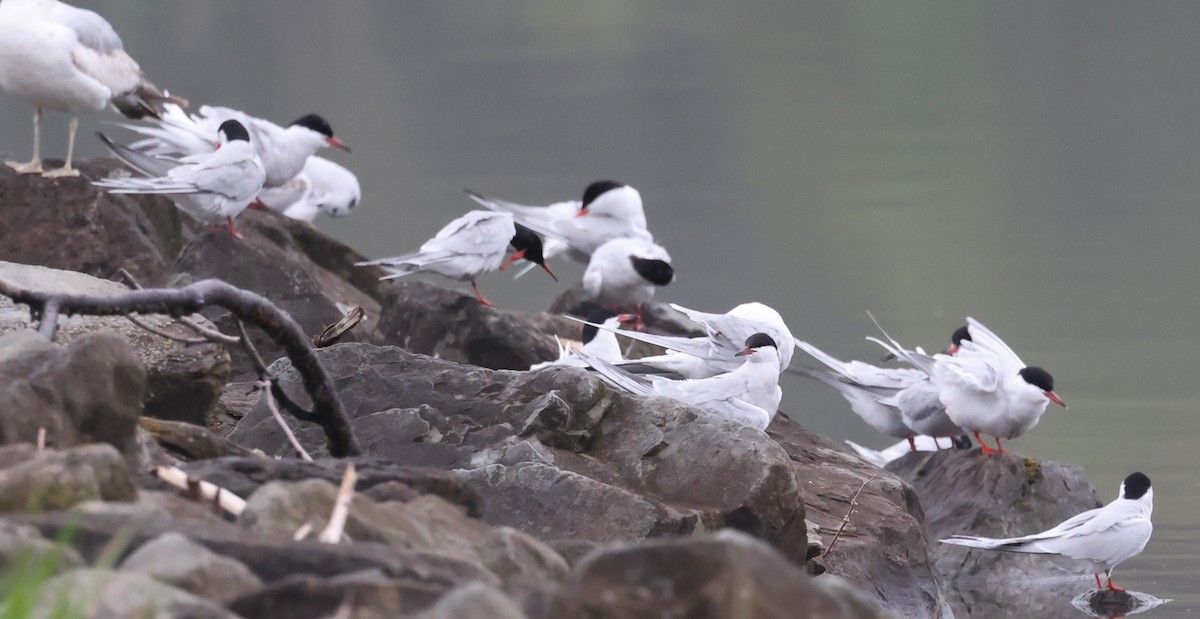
[583,236,674,328]
[93,120,265,238]
[941,472,1153,592]
[356,211,557,306]
[0,0,183,177]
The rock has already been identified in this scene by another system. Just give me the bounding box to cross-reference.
[766,415,951,618]
[887,449,1103,618]
[412,581,529,619]
[374,280,560,370]
[0,444,136,513]
[31,569,242,619]
[0,521,85,574]
[120,532,263,603]
[178,456,482,517]
[229,343,809,564]
[547,283,706,336]
[0,162,178,283]
[544,530,889,619]
[74,490,234,524]
[1073,589,1170,618]
[0,261,230,427]
[138,418,257,460]
[227,570,452,619]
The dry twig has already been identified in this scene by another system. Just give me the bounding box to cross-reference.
[259,379,313,461]
[318,464,357,544]
[153,465,247,517]
[823,473,878,557]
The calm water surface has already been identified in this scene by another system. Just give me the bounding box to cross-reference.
[3,2,1198,615]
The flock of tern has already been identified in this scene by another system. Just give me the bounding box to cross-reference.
[0,0,1153,595]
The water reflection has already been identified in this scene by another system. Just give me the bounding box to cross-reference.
[1071,590,1171,618]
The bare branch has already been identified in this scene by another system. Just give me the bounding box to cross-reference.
[118,268,240,345]
[0,278,361,457]
[125,314,211,344]
[236,319,269,376]
[823,473,878,557]
[178,317,241,345]
[318,464,357,544]
[259,380,313,461]
[153,465,247,517]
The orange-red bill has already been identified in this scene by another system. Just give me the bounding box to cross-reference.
[327,136,351,152]
[540,263,558,282]
[1045,391,1067,408]
[735,347,755,357]
[574,208,590,218]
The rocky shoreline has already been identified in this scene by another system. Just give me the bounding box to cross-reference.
[0,165,1148,618]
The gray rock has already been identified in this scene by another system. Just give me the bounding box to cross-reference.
[767,416,951,618]
[0,261,230,427]
[546,283,706,336]
[227,570,450,619]
[888,448,1103,618]
[31,568,242,619]
[412,582,529,619]
[0,444,136,513]
[120,532,263,604]
[229,343,809,565]
[0,521,84,575]
[544,529,889,619]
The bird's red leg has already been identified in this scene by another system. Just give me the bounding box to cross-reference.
[471,280,494,306]
[226,216,244,240]
[994,437,1006,456]
[634,305,646,331]
[907,437,917,451]
[207,223,221,234]
[1106,576,1125,592]
[1094,574,1104,589]
[974,432,996,456]
[248,198,267,210]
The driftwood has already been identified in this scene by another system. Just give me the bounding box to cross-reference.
[0,277,362,457]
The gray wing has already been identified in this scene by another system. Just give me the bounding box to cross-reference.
[422,211,514,256]
[52,4,124,53]
[169,149,264,200]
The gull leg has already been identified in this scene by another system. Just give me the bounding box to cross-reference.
[471,280,494,306]
[6,108,44,174]
[974,432,996,456]
[43,116,81,178]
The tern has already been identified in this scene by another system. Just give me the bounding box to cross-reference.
[123,103,349,188]
[355,211,556,306]
[845,435,972,467]
[569,301,795,379]
[941,472,1153,592]
[93,120,265,238]
[582,236,674,327]
[466,180,652,266]
[579,333,783,430]
[924,317,1066,455]
[258,156,361,222]
[0,0,184,177]
[529,308,633,371]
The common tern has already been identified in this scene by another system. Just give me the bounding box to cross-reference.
[925,317,1066,455]
[569,302,795,378]
[583,236,674,327]
[257,156,361,222]
[529,308,633,371]
[941,472,1153,592]
[93,120,265,238]
[355,211,556,306]
[0,0,183,177]
[579,333,783,430]
[124,103,349,188]
[845,435,971,467]
[466,180,652,265]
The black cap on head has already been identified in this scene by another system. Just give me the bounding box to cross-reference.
[951,325,971,346]
[291,114,335,138]
[1018,366,1055,392]
[581,180,624,209]
[509,224,547,265]
[217,120,250,142]
[1121,472,1152,500]
[581,308,618,344]
[744,333,778,350]
[630,257,674,286]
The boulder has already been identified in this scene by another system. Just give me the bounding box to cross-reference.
[227,570,455,619]
[546,283,706,336]
[0,521,85,575]
[412,581,529,619]
[31,569,242,619]
[888,449,1104,618]
[766,416,951,618]
[544,530,888,619]
[0,162,179,283]
[120,532,263,604]
[374,280,560,370]
[0,261,230,427]
[0,444,136,513]
[229,343,809,564]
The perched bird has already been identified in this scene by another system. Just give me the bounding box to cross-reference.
[941,472,1153,592]
[583,236,674,327]
[466,180,652,266]
[530,308,633,371]
[123,103,349,188]
[579,333,783,430]
[93,120,265,238]
[570,301,795,379]
[355,211,556,306]
[0,0,183,177]
[924,317,1066,455]
[257,156,361,222]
